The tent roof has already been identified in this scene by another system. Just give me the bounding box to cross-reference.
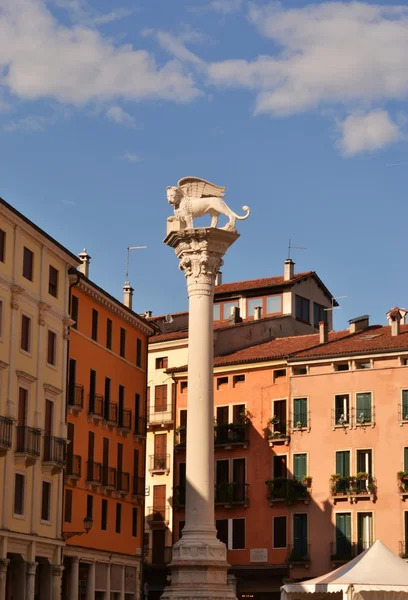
[282,541,408,594]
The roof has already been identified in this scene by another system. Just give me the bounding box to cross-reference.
[1,197,80,265]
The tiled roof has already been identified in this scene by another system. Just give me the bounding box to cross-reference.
[214,272,312,295]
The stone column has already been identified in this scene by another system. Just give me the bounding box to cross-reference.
[162,225,239,600]
[69,557,79,600]
[0,558,9,600]
[26,561,38,600]
[119,565,125,600]
[104,563,111,600]
[51,564,63,599]
[86,561,95,600]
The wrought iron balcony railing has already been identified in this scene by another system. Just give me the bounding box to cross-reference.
[215,482,248,504]
[106,403,118,424]
[134,416,146,436]
[146,506,169,525]
[102,466,117,488]
[330,541,356,562]
[0,416,13,449]
[330,475,377,498]
[118,409,132,430]
[16,426,41,457]
[214,424,248,446]
[149,454,170,473]
[68,384,84,409]
[88,394,104,418]
[288,544,311,564]
[117,471,130,493]
[266,478,310,504]
[148,405,173,426]
[65,454,82,479]
[133,476,145,497]
[43,436,66,466]
[86,460,102,484]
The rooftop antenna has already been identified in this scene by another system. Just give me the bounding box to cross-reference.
[324,296,348,312]
[287,238,307,259]
[125,246,147,281]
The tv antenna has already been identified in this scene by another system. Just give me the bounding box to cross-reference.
[324,296,348,312]
[126,246,147,281]
[288,239,306,259]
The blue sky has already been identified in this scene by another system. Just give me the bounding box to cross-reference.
[0,0,407,330]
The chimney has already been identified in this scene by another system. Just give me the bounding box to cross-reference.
[123,281,134,310]
[349,315,369,334]
[319,321,328,344]
[144,310,153,318]
[387,307,406,336]
[229,306,242,324]
[215,271,222,286]
[284,259,295,281]
[78,249,91,278]
[254,306,262,320]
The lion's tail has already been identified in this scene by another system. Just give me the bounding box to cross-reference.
[235,205,251,221]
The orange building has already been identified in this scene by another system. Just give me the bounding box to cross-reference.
[62,255,155,599]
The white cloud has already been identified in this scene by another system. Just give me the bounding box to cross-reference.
[1,115,54,132]
[0,0,199,106]
[155,32,205,67]
[106,106,136,126]
[85,8,133,26]
[122,152,142,163]
[338,110,401,156]
[209,0,242,14]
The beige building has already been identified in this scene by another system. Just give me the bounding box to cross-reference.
[0,198,80,598]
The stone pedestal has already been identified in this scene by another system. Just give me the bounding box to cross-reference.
[162,226,239,600]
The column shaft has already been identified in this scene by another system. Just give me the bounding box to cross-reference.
[104,563,111,600]
[51,564,63,599]
[86,562,95,600]
[68,557,79,600]
[0,558,9,600]
[119,564,125,600]
[26,562,38,600]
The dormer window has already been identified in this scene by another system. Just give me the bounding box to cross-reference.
[295,295,310,324]
[247,295,282,318]
[213,301,239,321]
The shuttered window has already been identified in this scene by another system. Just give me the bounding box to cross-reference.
[293,454,307,481]
[293,398,308,428]
[116,503,122,533]
[132,507,138,537]
[101,499,108,531]
[336,451,350,477]
[47,330,57,365]
[41,481,51,521]
[335,513,351,557]
[92,309,98,342]
[120,328,126,358]
[64,489,72,523]
[14,473,25,515]
[154,386,168,412]
[403,391,408,420]
[21,315,31,352]
[23,247,34,281]
[356,392,372,423]
[273,516,287,548]
[48,266,59,297]
[293,514,308,558]
[86,494,93,519]
[404,447,408,472]
[136,338,142,368]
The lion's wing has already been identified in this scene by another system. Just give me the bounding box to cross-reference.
[178,176,226,198]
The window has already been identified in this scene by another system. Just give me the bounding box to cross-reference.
[217,377,228,390]
[86,494,93,519]
[132,507,138,537]
[404,447,408,472]
[293,398,308,428]
[0,299,3,338]
[356,392,372,424]
[101,499,108,531]
[404,513,408,556]
[295,295,310,323]
[14,473,25,516]
[266,295,282,315]
[47,330,57,366]
[136,338,142,368]
[134,393,142,434]
[156,357,168,370]
[335,450,350,478]
[357,512,373,552]
[334,394,350,425]
[0,229,5,262]
[233,374,245,387]
[216,519,228,546]
[273,369,286,382]
[48,266,59,297]
[71,295,79,329]
[64,489,72,523]
[335,513,352,558]
[272,399,287,435]
[273,516,287,548]
[402,390,408,421]
[223,301,239,320]
[356,361,371,370]
[213,301,239,321]
[106,319,112,350]
[41,481,51,521]
[118,385,125,427]
[91,309,98,342]
[178,521,185,540]
[313,302,327,328]
[213,304,221,320]
[180,381,188,394]
[247,295,282,317]
[293,454,307,481]
[116,503,122,533]
[120,328,126,358]
[216,518,245,550]
[247,297,263,317]
[336,363,349,372]
[293,366,308,376]
[154,385,168,412]
[356,449,372,476]
[20,315,31,353]
[104,377,111,420]
[402,358,408,366]
[293,514,308,559]
[22,247,34,281]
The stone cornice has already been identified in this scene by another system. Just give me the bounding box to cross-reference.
[0,360,9,370]
[16,370,37,384]
[43,383,63,396]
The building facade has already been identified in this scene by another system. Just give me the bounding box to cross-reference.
[62,263,154,600]
[0,198,80,599]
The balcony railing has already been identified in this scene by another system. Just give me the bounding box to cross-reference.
[146,506,169,525]
[65,454,82,479]
[118,409,132,430]
[133,476,145,497]
[134,416,146,436]
[399,541,408,559]
[399,404,408,423]
[102,466,117,488]
[148,405,173,426]
[214,424,248,446]
[357,539,373,554]
[16,426,41,457]
[43,436,66,466]
[290,412,311,431]
[68,384,84,409]
[215,482,248,505]
[175,429,187,448]
[106,403,118,424]
[288,544,311,564]
[150,547,173,567]
[330,475,377,499]
[117,471,130,493]
[0,416,13,449]
[331,409,351,428]
[330,541,356,562]
[355,406,375,426]
[149,454,170,473]
[266,478,309,504]
[86,460,102,484]
[88,394,104,418]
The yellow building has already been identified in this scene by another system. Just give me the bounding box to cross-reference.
[0,198,80,599]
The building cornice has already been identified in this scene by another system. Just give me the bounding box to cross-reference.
[44,383,63,396]
[16,370,37,384]
[0,360,9,370]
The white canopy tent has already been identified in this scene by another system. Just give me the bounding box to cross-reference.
[281,541,408,600]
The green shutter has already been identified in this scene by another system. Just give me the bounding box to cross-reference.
[293,514,308,557]
[335,513,351,557]
[293,454,307,480]
[356,393,372,422]
[294,398,307,427]
[404,448,408,472]
[336,451,350,477]
[403,391,408,420]
[405,513,408,555]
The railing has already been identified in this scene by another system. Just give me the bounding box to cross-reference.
[288,544,311,563]
[66,454,82,478]
[399,404,408,423]
[148,405,173,426]
[175,429,187,448]
[68,384,84,409]
[146,506,169,525]
[86,460,102,484]
[106,403,118,424]
[398,473,408,493]
[357,539,373,554]
[134,416,146,436]
[266,478,309,503]
[330,541,356,562]
[89,394,104,417]
[0,416,13,449]
[355,406,375,426]
[118,409,132,430]
[43,436,66,465]
[149,454,170,472]
[290,412,311,431]
[215,482,248,504]
[133,476,145,496]
[214,424,248,445]
[117,471,130,493]
[330,475,377,497]
[331,408,351,428]
[151,547,173,567]
[102,466,117,488]
[16,426,41,457]
[399,541,408,559]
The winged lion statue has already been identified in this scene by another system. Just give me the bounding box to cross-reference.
[167,177,250,231]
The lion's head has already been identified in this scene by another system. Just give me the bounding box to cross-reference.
[166,186,182,207]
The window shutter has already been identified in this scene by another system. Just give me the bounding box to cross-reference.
[232,518,245,550]
[293,514,308,556]
[356,393,372,421]
[293,454,307,480]
[403,391,408,419]
[405,447,408,472]
[336,451,350,477]
[65,489,73,523]
[216,519,228,546]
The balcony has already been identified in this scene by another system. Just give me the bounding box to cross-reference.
[214,424,249,448]
[149,454,170,475]
[175,428,186,450]
[266,478,310,505]
[132,476,145,500]
[105,402,118,426]
[117,471,130,495]
[65,454,82,482]
[354,407,375,428]
[147,405,174,428]
[15,426,41,461]
[134,416,146,438]
[0,416,13,453]
[86,460,102,485]
[267,417,290,447]
[146,506,169,527]
[290,413,311,433]
[150,547,173,567]
[43,436,66,471]
[88,394,104,423]
[117,409,132,433]
[215,482,248,507]
[173,485,186,508]
[102,466,117,490]
[330,475,377,503]
[67,384,84,415]
[331,409,351,430]
[398,472,408,499]
[399,404,408,425]
[330,541,356,564]
[288,544,310,567]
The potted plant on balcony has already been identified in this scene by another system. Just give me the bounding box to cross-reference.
[240,409,254,424]
[348,476,357,493]
[398,471,408,482]
[367,480,376,495]
[268,416,280,427]
[302,475,312,488]
[357,472,369,481]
